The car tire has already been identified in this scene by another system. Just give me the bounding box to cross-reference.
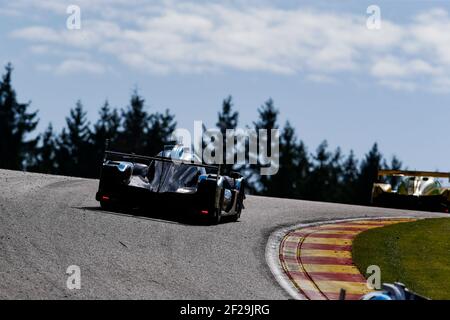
[100,200,115,211]
[209,208,222,225]
[229,212,240,222]
[230,192,244,222]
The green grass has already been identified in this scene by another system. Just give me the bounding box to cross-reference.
[352,218,450,300]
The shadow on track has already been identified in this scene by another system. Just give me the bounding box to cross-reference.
[74,205,239,226]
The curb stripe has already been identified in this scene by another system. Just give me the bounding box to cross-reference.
[306,272,367,282]
[300,249,352,258]
[274,217,417,300]
[306,233,356,239]
[313,229,361,235]
[301,289,328,300]
[300,256,354,265]
[303,264,361,274]
[315,280,370,295]
[316,226,375,231]
[300,243,352,251]
[324,292,363,300]
[302,237,352,245]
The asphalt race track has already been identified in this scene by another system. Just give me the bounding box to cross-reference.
[0,169,447,299]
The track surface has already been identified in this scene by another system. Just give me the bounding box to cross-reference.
[0,169,446,299]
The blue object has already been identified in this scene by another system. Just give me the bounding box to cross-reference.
[361,292,392,300]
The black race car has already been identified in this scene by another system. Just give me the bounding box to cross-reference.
[95,143,245,224]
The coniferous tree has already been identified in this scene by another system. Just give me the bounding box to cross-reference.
[92,101,120,147]
[305,141,332,201]
[328,147,344,202]
[245,98,279,194]
[56,101,92,177]
[55,128,72,175]
[386,155,402,189]
[357,143,383,205]
[0,63,39,170]
[119,90,149,154]
[265,121,300,198]
[91,101,120,176]
[295,141,310,198]
[29,123,57,174]
[303,141,344,202]
[216,96,238,174]
[217,96,238,133]
[146,109,177,156]
[340,150,359,203]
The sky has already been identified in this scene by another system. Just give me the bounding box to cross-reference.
[1,0,450,171]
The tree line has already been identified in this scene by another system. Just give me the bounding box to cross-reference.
[0,63,402,205]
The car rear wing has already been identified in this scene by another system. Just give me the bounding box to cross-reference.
[104,149,222,171]
[378,169,450,180]
[101,140,222,209]
[102,140,220,172]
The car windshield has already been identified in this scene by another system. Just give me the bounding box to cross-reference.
[159,146,202,163]
[146,148,207,193]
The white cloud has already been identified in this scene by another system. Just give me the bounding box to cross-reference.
[29,45,50,55]
[55,59,106,75]
[306,74,335,84]
[379,79,417,92]
[36,59,106,75]
[11,26,60,42]
[371,57,439,78]
[6,1,450,93]
[430,77,450,93]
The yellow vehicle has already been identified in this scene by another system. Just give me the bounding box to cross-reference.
[372,170,450,212]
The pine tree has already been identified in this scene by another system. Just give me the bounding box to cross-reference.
[91,101,120,176]
[0,63,39,170]
[328,147,343,202]
[265,121,302,198]
[248,98,279,194]
[29,123,57,174]
[305,141,332,201]
[93,101,120,147]
[254,98,278,131]
[119,90,149,154]
[357,143,383,205]
[295,141,310,198]
[216,96,238,174]
[217,96,238,131]
[146,109,177,156]
[56,101,92,177]
[340,150,359,203]
[55,128,72,175]
[386,155,402,189]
